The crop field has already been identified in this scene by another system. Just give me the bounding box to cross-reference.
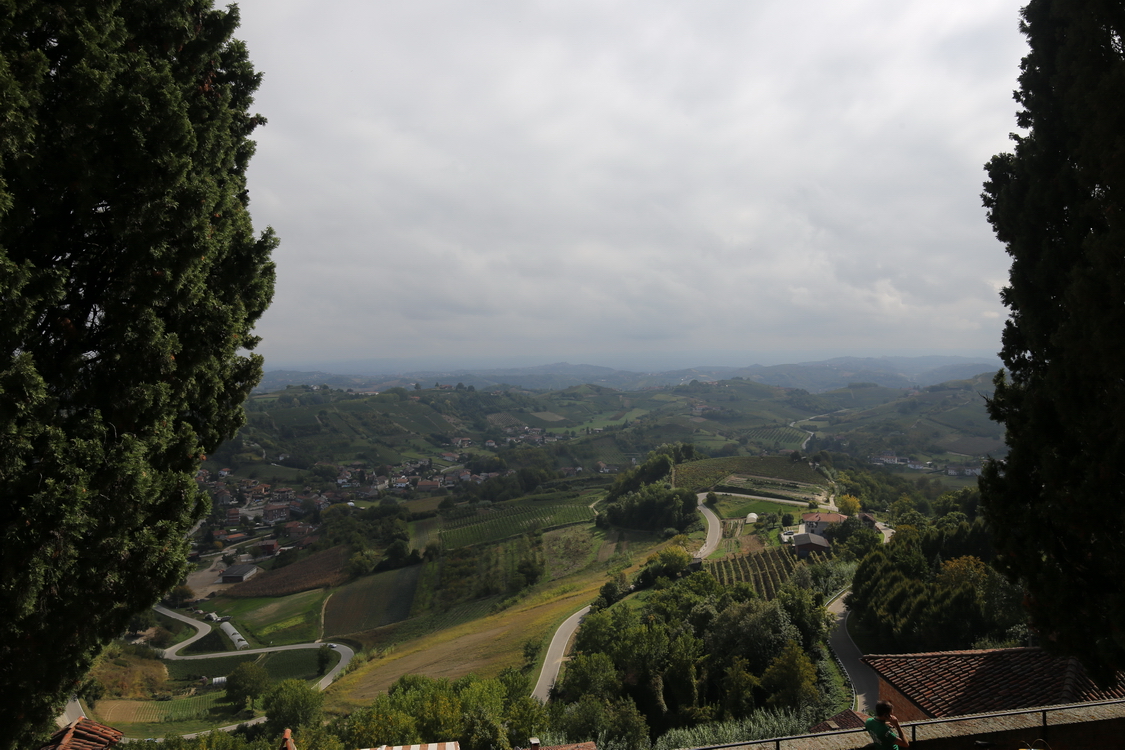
[712,496,805,520]
[716,476,823,503]
[324,565,422,637]
[233,588,326,645]
[344,596,501,653]
[93,691,226,725]
[740,425,808,450]
[410,516,442,549]
[225,546,350,598]
[705,547,822,599]
[386,403,454,434]
[531,411,566,422]
[486,412,525,429]
[164,648,332,684]
[675,456,827,492]
[440,504,594,549]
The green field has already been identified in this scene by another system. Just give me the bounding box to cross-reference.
[675,456,828,491]
[96,648,339,738]
[440,504,594,549]
[324,565,422,637]
[201,588,327,646]
[711,495,806,520]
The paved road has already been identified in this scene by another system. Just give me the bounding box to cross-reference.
[696,497,722,558]
[827,593,879,713]
[155,605,353,690]
[532,605,591,702]
[708,490,834,511]
[531,495,725,703]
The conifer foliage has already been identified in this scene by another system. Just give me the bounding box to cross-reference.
[0,1,275,743]
[980,0,1125,685]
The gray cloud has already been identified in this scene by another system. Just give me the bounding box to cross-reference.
[236,0,1026,370]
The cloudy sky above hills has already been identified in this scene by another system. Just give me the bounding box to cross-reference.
[236,0,1027,373]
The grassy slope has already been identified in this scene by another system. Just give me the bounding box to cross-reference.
[324,531,663,714]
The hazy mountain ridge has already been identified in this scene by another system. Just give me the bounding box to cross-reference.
[257,355,1002,394]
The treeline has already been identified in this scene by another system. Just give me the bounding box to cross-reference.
[600,445,702,532]
[847,513,1024,652]
[554,567,842,741]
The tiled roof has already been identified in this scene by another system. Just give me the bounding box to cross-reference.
[808,708,868,733]
[39,718,122,750]
[862,647,1125,718]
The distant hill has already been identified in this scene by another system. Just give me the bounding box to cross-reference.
[257,355,1002,394]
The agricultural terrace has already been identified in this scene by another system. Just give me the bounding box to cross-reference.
[711,474,828,505]
[737,425,808,450]
[440,503,594,549]
[674,456,829,492]
[326,529,666,714]
[705,547,827,599]
[224,546,350,598]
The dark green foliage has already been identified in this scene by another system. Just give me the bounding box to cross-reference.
[0,1,275,743]
[979,0,1125,686]
[562,572,829,738]
[848,522,1025,651]
[606,452,674,501]
[604,483,698,532]
[262,679,323,738]
[226,662,270,709]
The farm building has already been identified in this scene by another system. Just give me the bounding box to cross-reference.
[360,744,461,750]
[219,621,250,650]
[793,532,830,559]
[221,563,260,584]
[802,512,847,536]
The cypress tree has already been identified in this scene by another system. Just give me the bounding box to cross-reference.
[0,1,276,743]
[981,0,1125,685]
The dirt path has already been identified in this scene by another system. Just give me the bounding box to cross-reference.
[318,593,333,642]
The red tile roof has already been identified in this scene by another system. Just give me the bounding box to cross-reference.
[39,718,122,750]
[862,648,1125,718]
[809,708,869,733]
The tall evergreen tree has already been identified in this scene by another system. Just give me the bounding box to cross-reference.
[980,0,1125,685]
[0,1,275,744]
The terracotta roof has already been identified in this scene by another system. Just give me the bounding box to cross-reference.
[862,648,1125,718]
[808,708,869,733]
[39,718,122,750]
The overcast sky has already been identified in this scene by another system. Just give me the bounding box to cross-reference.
[234,0,1027,373]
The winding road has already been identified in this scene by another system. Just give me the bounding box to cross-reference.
[155,605,354,691]
[531,493,724,702]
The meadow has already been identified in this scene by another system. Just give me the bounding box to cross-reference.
[675,456,828,492]
[324,565,422,638]
[711,495,806,520]
[440,503,594,549]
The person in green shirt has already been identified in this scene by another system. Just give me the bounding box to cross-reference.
[865,700,910,749]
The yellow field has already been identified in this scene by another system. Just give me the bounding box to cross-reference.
[324,532,664,714]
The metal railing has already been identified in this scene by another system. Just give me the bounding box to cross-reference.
[689,697,1125,750]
